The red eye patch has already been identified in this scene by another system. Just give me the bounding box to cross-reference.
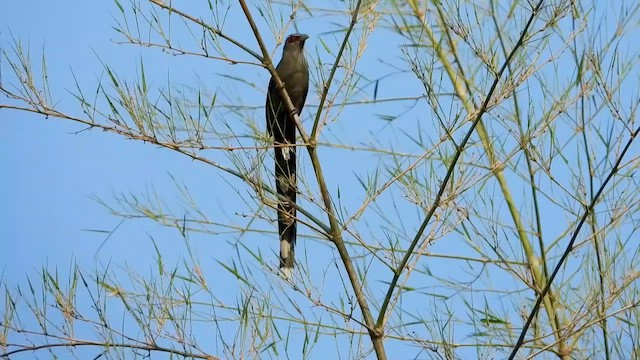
[286,34,309,44]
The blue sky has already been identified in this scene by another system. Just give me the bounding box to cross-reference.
[2,2,181,271]
[1,2,425,358]
[1,1,425,280]
[2,1,639,359]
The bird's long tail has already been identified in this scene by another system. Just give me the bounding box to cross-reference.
[275,142,297,271]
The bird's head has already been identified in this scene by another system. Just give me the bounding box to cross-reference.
[283,33,309,52]
[278,33,309,71]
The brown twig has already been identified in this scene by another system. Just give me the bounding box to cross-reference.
[376,0,547,332]
[147,0,264,61]
[2,339,218,359]
[236,1,386,359]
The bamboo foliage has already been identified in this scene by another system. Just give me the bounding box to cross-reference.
[2,1,640,359]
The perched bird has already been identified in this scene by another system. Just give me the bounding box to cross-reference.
[265,33,309,275]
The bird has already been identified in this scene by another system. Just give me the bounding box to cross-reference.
[265,33,309,276]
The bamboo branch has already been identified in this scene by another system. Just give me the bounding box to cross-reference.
[376,0,547,332]
[236,1,386,359]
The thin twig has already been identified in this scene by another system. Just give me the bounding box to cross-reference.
[376,0,546,331]
[508,122,640,359]
[2,339,217,359]
[310,0,363,139]
[148,0,264,61]
[236,1,387,359]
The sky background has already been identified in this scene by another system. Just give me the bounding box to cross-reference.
[2,1,639,359]
[1,1,426,286]
[2,1,188,273]
[1,2,427,358]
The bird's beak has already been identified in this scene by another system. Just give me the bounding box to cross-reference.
[300,34,309,42]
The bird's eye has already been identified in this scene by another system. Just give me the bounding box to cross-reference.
[285,34,307,44]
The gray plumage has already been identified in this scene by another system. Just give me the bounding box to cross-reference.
[266,33,309,273]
